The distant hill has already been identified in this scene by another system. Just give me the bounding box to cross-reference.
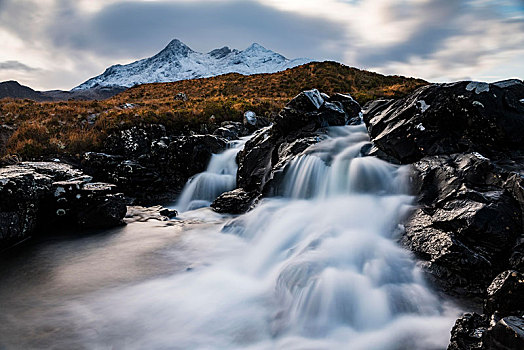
[0,81,126,101]
[115,61,427,104]
[0,61,428,159]
[0,81,46,101]
[73,39,312,90]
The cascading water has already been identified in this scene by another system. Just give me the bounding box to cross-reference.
[174,136,250,212]
[0,124,459,349]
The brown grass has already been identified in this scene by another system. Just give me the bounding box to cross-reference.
[0,61,427,159]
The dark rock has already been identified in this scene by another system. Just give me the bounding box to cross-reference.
[328,93,362,124]
[364,80,524,163]
[211,188,258,214]
[402,153,522,295]
[483,315,524,350]
[104,125,167,158]
[484,270,524,317]
[448,313,488,350]
[0,162,126,251]
[213,122,249,140]
[82,131,227,203]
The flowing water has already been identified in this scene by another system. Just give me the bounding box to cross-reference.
[0,124,459,349]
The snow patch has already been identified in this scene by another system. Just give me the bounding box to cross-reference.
[415,123,426,131]
[472,101,484,108]
[466,82,489,94]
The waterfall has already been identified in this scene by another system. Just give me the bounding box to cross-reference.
[47,124,457,349]
[174,136,250,212]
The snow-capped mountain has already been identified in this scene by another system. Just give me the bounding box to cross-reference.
[73,39,313,90]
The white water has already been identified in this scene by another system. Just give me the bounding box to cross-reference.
[175,136,250,212]
[0,124,458,349]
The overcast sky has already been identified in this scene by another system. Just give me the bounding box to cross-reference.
[0,0,523,90]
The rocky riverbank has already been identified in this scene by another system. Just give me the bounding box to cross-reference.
[362,79,524,349]
[0,162,127,251]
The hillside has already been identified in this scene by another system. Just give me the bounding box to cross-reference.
[0,61,427,160]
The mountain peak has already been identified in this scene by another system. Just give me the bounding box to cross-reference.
[73,41,313,90]
[158,39,192,57]
[245,43,268,51]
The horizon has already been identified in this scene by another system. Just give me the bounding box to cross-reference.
[0,0,523,90]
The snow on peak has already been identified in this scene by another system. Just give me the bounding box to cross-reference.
[73,40,313,90]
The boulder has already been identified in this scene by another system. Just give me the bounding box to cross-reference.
[448,313,488,350]
[483,315,524,349]
[484,270,524,317]
[402,153,522,295]
[0,162,126,251]
[364,80,524,163]
[211,188,258,214]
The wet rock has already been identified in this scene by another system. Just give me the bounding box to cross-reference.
[483,315,524,349]
[211,188,258,214]
[402,153,522,295]
[448,313,488,350]
[484,270,524,317]
[364,80,524,163]
[0,162,126,251]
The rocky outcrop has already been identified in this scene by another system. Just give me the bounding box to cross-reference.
[363,79,524,348]
[364,79,524,296]
[0,162,127,251]
[448,270,524,350]
[402,153,522,295]
[234,89,361,201]
[81,125,227,203]
[364,80,524,164]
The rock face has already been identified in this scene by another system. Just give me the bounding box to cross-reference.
[402,153,522,295]
[212,89,361,213]
[363,79,524,349]
[0,162,127,251]
[448,270,524,350]
[81,125,227,203]
[364,80,524,164]
[365,79,524,297]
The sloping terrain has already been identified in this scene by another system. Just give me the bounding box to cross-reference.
[0,61,427,159]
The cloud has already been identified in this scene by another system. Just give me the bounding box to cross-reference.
[0,0,522,89]
[45,0,345,61]
[0,60,37,71]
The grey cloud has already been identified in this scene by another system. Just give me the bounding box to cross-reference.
[355,0,524,71]
[46,1,346,62]
[0,60,37,71]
